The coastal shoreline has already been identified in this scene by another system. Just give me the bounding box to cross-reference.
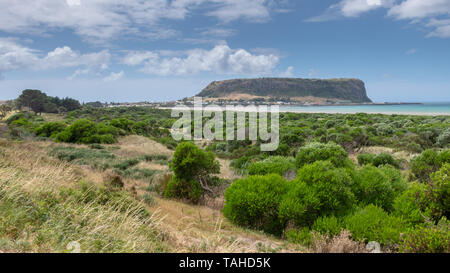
[159,106,450,116]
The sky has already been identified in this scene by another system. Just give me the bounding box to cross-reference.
[0,0,449,103]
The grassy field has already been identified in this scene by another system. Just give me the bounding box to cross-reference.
[1,108,449,253]
[0,134,302,253]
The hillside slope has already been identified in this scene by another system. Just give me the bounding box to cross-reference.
[198,78,372,103]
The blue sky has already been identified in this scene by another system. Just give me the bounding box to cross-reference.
[0,0,449,103]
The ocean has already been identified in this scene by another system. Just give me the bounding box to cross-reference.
[280,102,450,116]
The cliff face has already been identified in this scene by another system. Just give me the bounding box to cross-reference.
[198,78,372,103]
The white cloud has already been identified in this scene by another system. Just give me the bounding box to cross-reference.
[104,71,124,82]
[0,38,39,72]
[207,0,271,23]
[307,0,394,22]
[200,28,236,38]
[388,0,450,38]
[388,0,450,19]
[0,38,110,77]
[279,66,294,77]
[308,0,450,39]
[0,0,279,43]
[427,18,450,37]
[66,0,81,7]
[123,44,279,76]
[68,68,90,80]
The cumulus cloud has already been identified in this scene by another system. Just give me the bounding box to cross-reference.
[0,0,279,43]
[104,71,125,82]
[0,38,110,77]
[122,44,279,76]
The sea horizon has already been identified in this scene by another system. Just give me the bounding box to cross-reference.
[279,102,450,116]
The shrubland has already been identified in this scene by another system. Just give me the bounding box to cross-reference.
[2,96,450,253]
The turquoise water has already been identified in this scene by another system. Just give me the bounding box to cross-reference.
[280,102,450,115]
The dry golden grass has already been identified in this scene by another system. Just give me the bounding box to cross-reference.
[40,113,65,122]
[217,158,241,181]
[0,140,79,192]
[0,139,170,253]
[308,231,368,253]
[350,146,418,164]
[153,197,300,253]
[0,136,301,253]
[114,135,173,157]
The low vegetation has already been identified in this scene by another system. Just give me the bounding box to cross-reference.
[1,90,449,253]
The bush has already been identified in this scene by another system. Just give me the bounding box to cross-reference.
[410,149,450,182]
[343,205,407,245]
[170,142,220,181]
[311,216,343,237]
[285,228,314,246]
[400,218,450,253]
[279,161,355,227]
[357,153,376,166]
[296,142,349,168]
[6,112,29,125]
[165,142,220,203]
[164,177,204,204]
[357,153,399,168]
[393,182,431,226]
[247,156,296,176]
[54,119,117,144]
[437,129,450,148]
[353,165,406,211]
[223,174,288,235]
[430,164,450,220]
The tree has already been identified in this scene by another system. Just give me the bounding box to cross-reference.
[170,142,220,192]
[61,97,81,111]
[165,142,220,202]
[17,89,47,114]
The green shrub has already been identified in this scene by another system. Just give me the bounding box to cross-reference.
[10,118,30,127]
[296,142,349,168]
[357,153,376,166]
[165,142,220,203]
[164,176,204,204]
[223,174,288,235]
[430,164,450,220]
[54,119,117,144]
[400,218,450,253]
[343,205,407,245]
[6,112,29,125]
[109,118,135,133]
[393,182,431,226]
[353,165,406,211]
[247,156,296,176]
[279,161,355,227]
[358,153,399,168]
[285,228,314,246]
[170,142,220,181]
[437,129,450,148]
[85,134,116,144]
[311,215,343,236]
[35,122,66,138]
[411,149,450,182]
